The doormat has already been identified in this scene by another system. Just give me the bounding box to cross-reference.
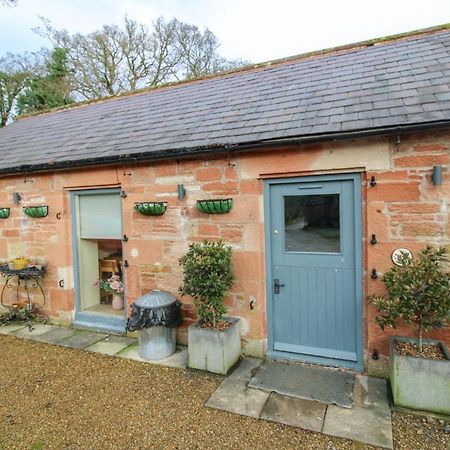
[248,360,355,408]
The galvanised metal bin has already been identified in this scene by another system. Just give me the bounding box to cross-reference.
[127,290,181,360]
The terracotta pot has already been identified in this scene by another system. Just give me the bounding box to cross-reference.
[112,293,124,311]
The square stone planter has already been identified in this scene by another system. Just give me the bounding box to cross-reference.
[188,317,241,375]
[390,336,450,415]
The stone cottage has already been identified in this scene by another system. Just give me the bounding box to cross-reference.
[0,25,449,374]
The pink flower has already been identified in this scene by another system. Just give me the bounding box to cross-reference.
[110,280,121,291]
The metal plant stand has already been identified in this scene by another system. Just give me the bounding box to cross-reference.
[0,264,46,331]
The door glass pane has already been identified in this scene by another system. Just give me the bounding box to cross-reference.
[284,194,340,253]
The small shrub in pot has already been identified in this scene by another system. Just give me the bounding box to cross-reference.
[179,240,233,329]
[372,246,450,350]
[372,246,450,414]
[179,240,240,374]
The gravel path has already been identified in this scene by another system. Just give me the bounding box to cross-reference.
[0,335,448,450]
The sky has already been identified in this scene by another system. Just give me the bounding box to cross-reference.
[1,0,450,63]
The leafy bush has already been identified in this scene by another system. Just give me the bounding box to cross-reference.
[372,246,450,351]
[179,240,233,328]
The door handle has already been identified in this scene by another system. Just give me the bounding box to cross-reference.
[273,279,285,294]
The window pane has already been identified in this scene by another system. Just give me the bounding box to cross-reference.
[284,194,340,253]
[79,194,122,239]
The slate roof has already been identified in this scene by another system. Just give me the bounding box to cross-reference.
[1,27,450,174]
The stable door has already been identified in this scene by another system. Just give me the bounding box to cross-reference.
[266,175,362,370]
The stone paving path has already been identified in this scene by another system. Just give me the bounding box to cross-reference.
[0,322,188,369]
[1,322,392,448]
[207,358,393,449]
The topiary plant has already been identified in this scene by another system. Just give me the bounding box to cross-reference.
[179,240,233,329]
[372,246,450,351]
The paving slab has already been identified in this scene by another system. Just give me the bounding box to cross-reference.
[116,343,188,369]
[11,323,54,338]
[34,326,77,344]
[206,377,270,418]
[58,330,107,349]
[85,335,136,356]
[261,392,326,432]
[249,360,355,408]
[151,347,188,369]
[323,404,393,449]
[0,323,28,335]
[228,357,264,382]
[353,375,389,409]
[116,342,147,362]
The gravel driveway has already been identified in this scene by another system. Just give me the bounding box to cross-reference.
[0,335,448,450]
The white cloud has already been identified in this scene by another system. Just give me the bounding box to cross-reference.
[1,0,450,62]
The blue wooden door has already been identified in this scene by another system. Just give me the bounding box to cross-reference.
[267,175,362,369]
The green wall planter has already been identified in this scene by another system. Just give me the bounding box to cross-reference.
[0,208,10,219]
[23,206,48,218]
[197,198,233,214]
[134,201,167,216]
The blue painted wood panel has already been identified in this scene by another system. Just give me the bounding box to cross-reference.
[267,177,361,368]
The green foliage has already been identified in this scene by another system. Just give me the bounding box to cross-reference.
[0,51,37,126]
[17,48,73,114]
[372,246,450,349]
[179,240,233,328]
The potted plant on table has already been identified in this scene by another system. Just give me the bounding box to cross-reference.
[179,240,239,375]
[372,246,450,415]
[95,275,125,311]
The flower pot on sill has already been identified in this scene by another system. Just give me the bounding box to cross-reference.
[196,198,233,214]
[134,201,167,216]
[0,208,10,219]
[390,336,450,415]
[188,317,240,375]
[23,206,48,218]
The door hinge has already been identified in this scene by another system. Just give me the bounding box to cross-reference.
[122,234,128,242]
[123,260,129,268]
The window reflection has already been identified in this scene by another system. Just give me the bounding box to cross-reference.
[284,194,340,253]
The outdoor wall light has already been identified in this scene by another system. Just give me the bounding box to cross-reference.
[13,192,21,205]
[177,184,186,200]
[432,165,442,186]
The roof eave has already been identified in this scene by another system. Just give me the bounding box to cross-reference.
[1,119,449,177]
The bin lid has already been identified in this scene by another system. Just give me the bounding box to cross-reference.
[134,290,177,309]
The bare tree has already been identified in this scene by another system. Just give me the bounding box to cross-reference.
[1,0,18,6]
[36,16,248,100]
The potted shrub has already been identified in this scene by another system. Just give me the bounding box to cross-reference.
[372,246,450,415]
[179,240,239,374]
